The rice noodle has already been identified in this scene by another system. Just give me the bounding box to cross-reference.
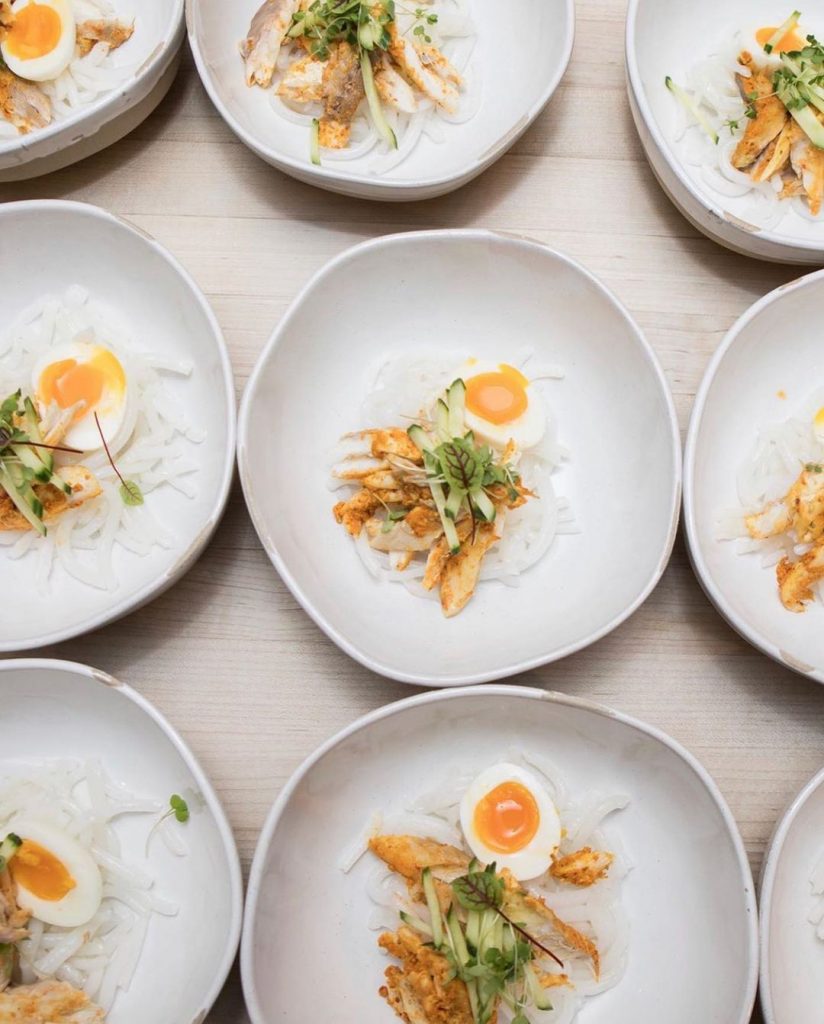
[0,286,202,591]
[349,753,630,1023]
[0,759,180,1012]
[0,0,138,141]
[334,350,575,603]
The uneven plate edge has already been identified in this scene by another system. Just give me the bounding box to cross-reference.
[682,266,824,685]
[0,199,238,653]
[184,0,574,200]
[0,656,245,1024]
[623,0,824,262]
[237,229,682,686]
[239,683,758,1024]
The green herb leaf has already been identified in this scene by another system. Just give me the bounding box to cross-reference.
[436,438,485,495]
[120,480,144,507]
[169,794,190,823]
[453,863,504,912]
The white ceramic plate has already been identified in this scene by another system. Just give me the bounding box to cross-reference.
[0,201,236,652]
[0,1,185,182]
[186,0,574,201]
[626,0,824,264]
[761,766,824,1024]
[241,685,758,1023]
[684,268,824,683]
[238,230,681,686]
[0,658,243,1024]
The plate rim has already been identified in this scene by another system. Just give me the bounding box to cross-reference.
[0,198,237,653]
[184,0,575,198]
[0,655,245,1023]
[683,265,824,685]
[759,763,824,1024]
[240,682,759,1024]
[237,228,682,686]
[625,0,824,258]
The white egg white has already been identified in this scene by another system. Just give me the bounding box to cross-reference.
[0,0,76,83]
[8,818,103,927]
[32,340,132,454]
[455,359,547,452]
[459,763,561,882]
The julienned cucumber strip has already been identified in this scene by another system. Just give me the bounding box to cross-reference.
[408,426,461,552]
[447,378,466,438]
[789,103,824,149]
[665,76,719,144]
[360,48,397,150]
[421,868,443,948]
[764,10,801,53]
[310,118,321,166]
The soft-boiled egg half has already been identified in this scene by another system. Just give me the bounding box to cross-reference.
[0,0,76,83]
[460,763,561,881]
[742,20,806,67]
[454,360,546,451]
[7,819,103,927]
[32,340,129,452]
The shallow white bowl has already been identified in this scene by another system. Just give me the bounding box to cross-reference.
[241,685,758,1023]
[0,1,185,182]
[684,268,824,682]
[0,658,243,1024]
[626,0,824,264]
[0,201,236,652]
[238,230,681,686]
[186,0,574,201]
[760,765,824,1024]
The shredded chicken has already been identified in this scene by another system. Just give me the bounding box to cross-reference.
[790,118,824,217]
[439,523,499,617]
[276,53,324,104]
[240,0,301,88]
[745,465,824,612]
[0,467,101,533]
[378,927,474,1024]
[0,869,29,947]
[371,835,602,1024]
[76,19,135,57]
[319,42,365,149]
[732,53,789,170]
[0,981,104,1023]
[0,69,50,135]
[550,847,614,888]
[387,24,459,113]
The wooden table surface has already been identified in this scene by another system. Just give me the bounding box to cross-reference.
[2,2,823,1020]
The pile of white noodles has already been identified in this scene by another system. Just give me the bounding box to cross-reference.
[0,285,203,592]
[272,0,478,174]
[717,388,824,604]
[341,751,630,1024]
[0,759,181,1012]
[0,0,137,141]
[669,32,823,229]
[330,351,575,602]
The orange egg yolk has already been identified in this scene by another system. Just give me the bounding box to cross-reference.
[755,24,805,53]
[473,781,540,855]
[465,365,529,425]
[38,350,125,423]
[9,840,76,902]
[6,3,63,61]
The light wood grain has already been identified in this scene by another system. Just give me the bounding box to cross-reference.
[2,2,823,1020]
